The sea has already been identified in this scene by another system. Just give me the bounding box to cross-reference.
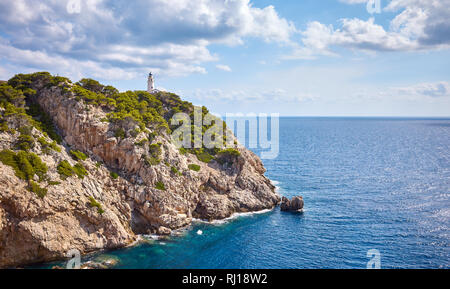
[37,117,450,269]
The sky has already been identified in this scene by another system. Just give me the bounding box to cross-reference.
[0,0,449,116]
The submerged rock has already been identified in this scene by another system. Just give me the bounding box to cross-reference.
[280,196,304,212]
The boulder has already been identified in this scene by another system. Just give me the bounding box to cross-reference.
[157,226,172,235]
[280,196,304,212]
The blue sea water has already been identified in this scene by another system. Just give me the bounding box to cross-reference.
[42,118,450,269]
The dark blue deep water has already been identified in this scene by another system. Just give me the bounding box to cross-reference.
[42,118,450,269]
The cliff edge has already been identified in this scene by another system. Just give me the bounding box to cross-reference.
[0,72,280,268]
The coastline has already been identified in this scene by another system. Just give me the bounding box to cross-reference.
[192,207,276,226]
[135,179,283,242]
[27,177,284,269]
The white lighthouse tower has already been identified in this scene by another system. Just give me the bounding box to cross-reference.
[147,72,155,93]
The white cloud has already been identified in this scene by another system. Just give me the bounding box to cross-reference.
[216,64,232,72]
[189,87,317,103]
[394,81,450,98]
[0,0,296,80]
[343,81,450,101]
[289,0,450,59]
[0,40,138,81]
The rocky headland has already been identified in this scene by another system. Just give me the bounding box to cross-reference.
[0,72,280,268]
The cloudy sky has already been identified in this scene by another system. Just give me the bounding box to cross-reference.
[0,0,449,116]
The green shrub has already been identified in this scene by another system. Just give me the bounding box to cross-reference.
[29,180,47,198]
[48,181,61,186]
[0,149,47,181]
[57,160,74,179]
[135,139,148,147]
[0,121,9,132]
[77,79,104,93]
[57,160,88,179]
[70,150,88,161]
[110,172,119,179]
[103,85,119,96]
[0,82,26,109]
[149,143,161,157]
[88,196,105,214]
[72,85,104,105]
[17,133,34,151]
[115,128,125,139]
[50,141,61,152]
[36,137,48,146]
[38,137,61,153]
[155,181,166,191]
[130,128,140,137]
[144,143,162,166]
[27,152,48,181]
[95,162,102,169]
[171,166,182,176]
[105,90,168,133]
[0,150,23,177]
[218,148,241,157]
[18,126,33,135]
[148,132,157,143]
[2,78,62,145]
[73,163,88,179]
[145,156,160,166]
[16,151,35,180]
[2,74,63,145]
[188,164,201,172]
[195,151,214,163]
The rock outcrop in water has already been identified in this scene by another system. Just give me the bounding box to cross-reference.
[0,72,280,268]
[280,196,304,212]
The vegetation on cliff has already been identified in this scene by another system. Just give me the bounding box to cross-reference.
[70,150,88,161]
[155,181,166,191]
[0,71,241,201]
[0,149,48,181]
[188,164,201,172]
[0,149,49,198]
[89,196,105,214]
[57,160,88,180]
[2,72,234,166]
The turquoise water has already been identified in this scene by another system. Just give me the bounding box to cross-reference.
[41,118,450,269]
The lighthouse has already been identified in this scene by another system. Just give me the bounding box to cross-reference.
[147,72,155,93]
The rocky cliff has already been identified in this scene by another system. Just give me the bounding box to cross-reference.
[0,72,280,268]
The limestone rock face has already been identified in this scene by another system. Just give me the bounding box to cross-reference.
[0,81,280,268]
[280,196,304,212]
[0,157,136,268]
